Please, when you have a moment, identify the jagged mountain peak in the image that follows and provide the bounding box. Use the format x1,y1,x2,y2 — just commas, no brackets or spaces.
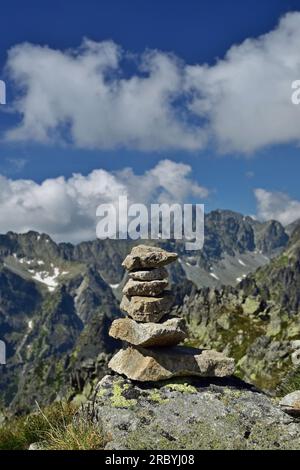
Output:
0,209,290,292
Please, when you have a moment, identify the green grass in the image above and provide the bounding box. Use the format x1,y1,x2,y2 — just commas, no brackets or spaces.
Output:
0,401,107,450
276,365,300,397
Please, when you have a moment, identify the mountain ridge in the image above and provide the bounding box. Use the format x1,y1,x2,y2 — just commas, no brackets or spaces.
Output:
0,209,297,415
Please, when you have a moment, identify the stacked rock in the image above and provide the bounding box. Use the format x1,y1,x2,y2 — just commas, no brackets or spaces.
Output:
108,245,235,382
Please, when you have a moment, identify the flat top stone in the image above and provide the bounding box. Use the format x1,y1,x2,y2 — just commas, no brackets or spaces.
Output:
108,345,235,382
120,293,174,313
122,245,178,271
122,278,169,297
129,267,168,281
120,294,174,323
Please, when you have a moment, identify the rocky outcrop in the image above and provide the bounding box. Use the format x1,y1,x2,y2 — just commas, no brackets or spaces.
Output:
176,227,300,393
176,287,298,392
82,375,300,450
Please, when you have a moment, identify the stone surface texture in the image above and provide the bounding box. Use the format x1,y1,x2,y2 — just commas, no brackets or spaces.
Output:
82,375,300,450
129,267,168,281
108,346,235,381
279,391,300,416
120,294,173,322
109,317,187,347
122,245,178,271
122,278,168,297
110,244,235,382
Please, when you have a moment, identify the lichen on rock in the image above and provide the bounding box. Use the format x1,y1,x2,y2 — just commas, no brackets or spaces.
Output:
81,375,300,450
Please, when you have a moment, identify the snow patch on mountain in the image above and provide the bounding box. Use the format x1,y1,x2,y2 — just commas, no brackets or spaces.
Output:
32,267,61,292
109,283,120,289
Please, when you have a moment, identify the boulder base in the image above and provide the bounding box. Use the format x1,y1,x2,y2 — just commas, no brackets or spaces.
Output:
109,317,187,347
81,375,300,450
108,345,235,381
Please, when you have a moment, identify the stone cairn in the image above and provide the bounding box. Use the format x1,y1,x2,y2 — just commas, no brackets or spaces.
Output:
108,245,235,381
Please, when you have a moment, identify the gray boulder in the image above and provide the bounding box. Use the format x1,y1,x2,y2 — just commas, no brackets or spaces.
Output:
129,267,168,281
82,375,300,450
109,317,187,347
279,390,300,416
122,278,168,297
108,345,235,381
122,245,178,271
120,294,174,322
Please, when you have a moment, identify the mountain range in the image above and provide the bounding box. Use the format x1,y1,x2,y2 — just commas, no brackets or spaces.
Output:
0,210,299,416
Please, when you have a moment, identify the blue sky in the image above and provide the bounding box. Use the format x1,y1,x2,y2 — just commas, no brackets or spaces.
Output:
1,0,300,241
0,0,296,65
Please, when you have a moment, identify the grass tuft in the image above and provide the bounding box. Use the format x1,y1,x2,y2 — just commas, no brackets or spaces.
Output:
0,401,107,450
276,365,300,397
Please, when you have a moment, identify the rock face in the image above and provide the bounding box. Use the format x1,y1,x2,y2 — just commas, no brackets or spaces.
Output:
109,317,187,347
109,244,235,382
176,224,300,393
83,375,300,450
122,245,178,271
108,346,235,381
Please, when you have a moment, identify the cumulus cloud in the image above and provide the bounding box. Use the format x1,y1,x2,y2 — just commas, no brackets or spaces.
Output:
255,188,300,226
185,12,300,153
0,160,208,243
4,12,300,153
5,39,205,151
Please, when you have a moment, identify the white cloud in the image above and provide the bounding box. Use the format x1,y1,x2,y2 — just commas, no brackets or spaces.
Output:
4,13,300,154
0,160,208,243
255,188,300,226
5,39,205,151
185,12,300,153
